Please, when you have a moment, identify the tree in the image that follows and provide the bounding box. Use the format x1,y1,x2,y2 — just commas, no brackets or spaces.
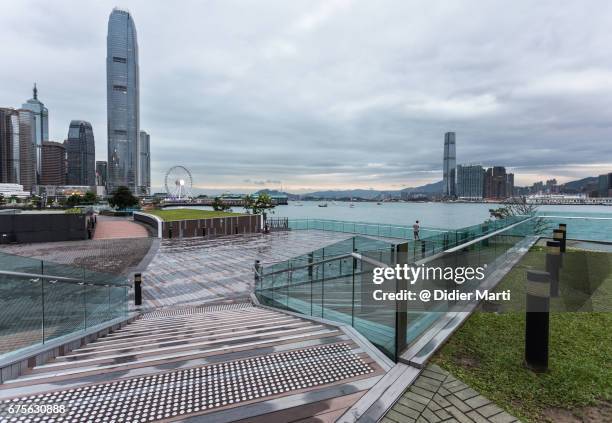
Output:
0,194,5,206
212,197,232,212
65,194,82,208
244,192,276,221
109,186,139,209
82,191,98,204
29,195,42,209
489,197,549,234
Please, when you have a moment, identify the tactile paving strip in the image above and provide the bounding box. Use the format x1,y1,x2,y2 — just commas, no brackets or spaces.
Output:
0,343,373,422
140,302,252,320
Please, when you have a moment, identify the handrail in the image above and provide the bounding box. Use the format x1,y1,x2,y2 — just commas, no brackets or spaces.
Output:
351,252,392,269
0,269,130,287
289,218,450,233
414,215,534,266
261,253,353,277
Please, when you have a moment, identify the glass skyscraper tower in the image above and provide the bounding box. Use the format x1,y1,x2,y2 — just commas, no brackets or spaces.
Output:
443,132,456,197
106,8,139,194
66,120,96,186
21,84,48,185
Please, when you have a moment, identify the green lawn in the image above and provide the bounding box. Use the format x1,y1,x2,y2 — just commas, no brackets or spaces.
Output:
146,208,244,221
432,248,612,422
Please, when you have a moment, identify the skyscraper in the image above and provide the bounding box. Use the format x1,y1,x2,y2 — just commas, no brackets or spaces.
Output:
65,120,95,186
41,141,66,186
0,108,20,184
21,84,48,184
106,8,140,195
138,130,150,195
96,161,108,188
17,109,37,192
443,132,456,197
484,166,514,199
456,164,484,200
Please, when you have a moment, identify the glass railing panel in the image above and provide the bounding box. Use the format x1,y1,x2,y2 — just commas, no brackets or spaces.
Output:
0,273,43,355
353,259,397,360
42,279,85,342
0,252,42,274
319,256,354,326
85,284,112,328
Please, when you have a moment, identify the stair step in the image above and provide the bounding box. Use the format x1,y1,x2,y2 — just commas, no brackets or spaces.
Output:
66,316,299,357
0,343,376,422
4,328,342,387
32,325,328,372
58,320,314,360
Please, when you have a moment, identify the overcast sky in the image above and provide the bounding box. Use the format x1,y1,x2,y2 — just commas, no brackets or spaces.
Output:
2,0,612,193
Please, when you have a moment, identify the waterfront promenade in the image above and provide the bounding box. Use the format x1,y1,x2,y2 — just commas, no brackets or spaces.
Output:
142,230,352,309
1,213,609,422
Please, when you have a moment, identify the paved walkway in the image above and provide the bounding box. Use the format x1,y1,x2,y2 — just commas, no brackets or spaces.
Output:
93,215,150,240
0,237,153,275
383,364,519,423
142,230,352,309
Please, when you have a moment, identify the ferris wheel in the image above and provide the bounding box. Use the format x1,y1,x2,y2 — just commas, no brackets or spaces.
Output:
164,165,193,199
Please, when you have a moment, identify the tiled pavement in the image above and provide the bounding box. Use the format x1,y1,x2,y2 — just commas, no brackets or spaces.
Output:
0,237,154,275
383,364,519,423
142,230,352,309
92,215,150,240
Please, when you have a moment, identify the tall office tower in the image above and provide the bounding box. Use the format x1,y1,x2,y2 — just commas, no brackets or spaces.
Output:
65,120,95,186
598,173,612,197
17,109,37,192
96,161,108,187
21,84,49,184
41,141,66,185
484,166,509,199
0,108,36,191
138,130,150,195
443,132,456,197
0,108,18,183
506,173,515,197
107,7,140,195
456,164,485,199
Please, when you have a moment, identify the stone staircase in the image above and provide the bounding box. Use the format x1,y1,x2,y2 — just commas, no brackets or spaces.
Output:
0,303,387,422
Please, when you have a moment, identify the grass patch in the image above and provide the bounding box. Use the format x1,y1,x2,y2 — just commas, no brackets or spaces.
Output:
146,208,244,221
432,248,612,422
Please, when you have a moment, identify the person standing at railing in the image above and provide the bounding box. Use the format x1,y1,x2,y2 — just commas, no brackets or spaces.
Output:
413,220,420,240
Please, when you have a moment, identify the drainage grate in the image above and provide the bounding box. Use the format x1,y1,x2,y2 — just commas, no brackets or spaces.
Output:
141,302,252,320
0,343,373,422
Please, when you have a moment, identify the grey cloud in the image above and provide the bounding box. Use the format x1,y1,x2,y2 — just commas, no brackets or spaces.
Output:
1,0,611,192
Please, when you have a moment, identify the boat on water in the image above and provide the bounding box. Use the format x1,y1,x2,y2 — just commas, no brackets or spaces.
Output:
318,203,328,207
377,202,382,205
294,201,303,206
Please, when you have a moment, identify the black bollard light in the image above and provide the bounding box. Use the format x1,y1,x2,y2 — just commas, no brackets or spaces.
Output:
421,241,426,258
525,270,551,372
546,241,561,297
558,224,567,252
134,273,142,306
553,228,565,254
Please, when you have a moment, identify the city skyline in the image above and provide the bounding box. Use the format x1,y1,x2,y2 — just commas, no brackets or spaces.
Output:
2,1,612,192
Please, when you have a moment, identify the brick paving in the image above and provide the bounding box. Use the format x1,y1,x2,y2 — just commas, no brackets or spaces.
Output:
142,230,352,309
93,215,150,240
0,237,153,275
383,364,519,423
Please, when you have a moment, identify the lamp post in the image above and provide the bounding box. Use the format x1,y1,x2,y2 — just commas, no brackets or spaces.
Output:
524,270,551,372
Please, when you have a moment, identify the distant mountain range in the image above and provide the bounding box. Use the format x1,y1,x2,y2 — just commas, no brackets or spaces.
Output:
256,175,601,200
560,176,598,192
257,180,445,200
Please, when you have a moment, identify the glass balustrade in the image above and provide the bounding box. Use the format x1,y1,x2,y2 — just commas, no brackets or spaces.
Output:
256,215,535,361
0,252,130,360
